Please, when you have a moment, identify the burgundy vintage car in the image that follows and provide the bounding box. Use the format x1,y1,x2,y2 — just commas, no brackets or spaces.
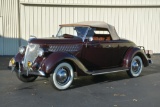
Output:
9,21,152,90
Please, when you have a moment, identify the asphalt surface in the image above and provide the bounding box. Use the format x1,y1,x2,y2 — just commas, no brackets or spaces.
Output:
0,55,160,107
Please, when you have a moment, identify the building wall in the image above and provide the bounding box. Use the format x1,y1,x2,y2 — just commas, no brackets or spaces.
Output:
19,0,160,53
0,0,19,55
0,0,160,55
20,0,160,5
0,16,3,55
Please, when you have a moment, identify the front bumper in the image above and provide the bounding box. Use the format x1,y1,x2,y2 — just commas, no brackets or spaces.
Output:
8,58,16,71
8,57,46,76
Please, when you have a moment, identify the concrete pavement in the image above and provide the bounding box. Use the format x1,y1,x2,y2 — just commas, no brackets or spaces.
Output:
0,55,160,107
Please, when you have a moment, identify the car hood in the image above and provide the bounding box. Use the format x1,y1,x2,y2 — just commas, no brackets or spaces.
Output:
28,37,83,44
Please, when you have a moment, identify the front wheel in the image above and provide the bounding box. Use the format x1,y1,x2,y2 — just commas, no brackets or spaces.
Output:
15,72,38,82
127,56,143,78
50,62,74,90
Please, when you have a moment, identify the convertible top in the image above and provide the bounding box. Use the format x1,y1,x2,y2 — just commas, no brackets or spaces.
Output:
60,21,120,40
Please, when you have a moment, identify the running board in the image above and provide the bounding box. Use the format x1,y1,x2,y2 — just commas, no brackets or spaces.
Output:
91,67,129,75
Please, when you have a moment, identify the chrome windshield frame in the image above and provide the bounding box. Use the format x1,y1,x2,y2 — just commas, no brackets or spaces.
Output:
56,26,90,42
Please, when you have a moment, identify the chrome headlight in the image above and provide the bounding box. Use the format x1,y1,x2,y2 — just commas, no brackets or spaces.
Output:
37,48,44,57
19,46,26,54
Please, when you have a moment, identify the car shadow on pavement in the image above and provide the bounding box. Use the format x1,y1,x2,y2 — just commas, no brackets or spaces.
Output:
70,63,160,90
70,72,130,89
70,55,160,89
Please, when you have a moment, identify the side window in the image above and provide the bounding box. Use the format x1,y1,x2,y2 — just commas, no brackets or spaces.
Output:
93,30,112,41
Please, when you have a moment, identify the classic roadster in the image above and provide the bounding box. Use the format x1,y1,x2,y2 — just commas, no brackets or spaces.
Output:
9,21,152,90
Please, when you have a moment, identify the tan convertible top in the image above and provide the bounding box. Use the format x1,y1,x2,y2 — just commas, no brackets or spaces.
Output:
60,21,120,40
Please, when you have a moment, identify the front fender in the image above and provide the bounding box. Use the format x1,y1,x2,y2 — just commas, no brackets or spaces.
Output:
14,53,24,63
41,52,88,74
122,47,149,68
9,53,24,70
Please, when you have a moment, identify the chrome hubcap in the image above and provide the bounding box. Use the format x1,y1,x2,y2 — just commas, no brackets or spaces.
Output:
132,59,140,73
56,68,69,84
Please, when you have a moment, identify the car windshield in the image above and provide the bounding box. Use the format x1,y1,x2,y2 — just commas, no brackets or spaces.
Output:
56,27,89,39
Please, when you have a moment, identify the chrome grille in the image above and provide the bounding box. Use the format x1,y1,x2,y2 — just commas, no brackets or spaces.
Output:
23,43,40,69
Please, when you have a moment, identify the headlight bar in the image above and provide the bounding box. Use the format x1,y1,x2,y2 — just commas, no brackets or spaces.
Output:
37,48,44,57
19,46,26,54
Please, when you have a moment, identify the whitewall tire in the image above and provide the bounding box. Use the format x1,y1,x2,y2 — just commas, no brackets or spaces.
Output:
50,62,74,90
127,56,143,78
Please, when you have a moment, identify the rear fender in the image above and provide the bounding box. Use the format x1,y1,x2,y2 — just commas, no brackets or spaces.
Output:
41,52,88,74
122,47,149,68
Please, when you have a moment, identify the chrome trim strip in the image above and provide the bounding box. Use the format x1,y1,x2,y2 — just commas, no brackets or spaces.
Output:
39,71,45,76
23,45,29,68
92,69,129,75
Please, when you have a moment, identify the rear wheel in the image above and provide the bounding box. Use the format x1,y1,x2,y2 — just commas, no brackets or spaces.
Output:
127,56,143,78
50,62,74,90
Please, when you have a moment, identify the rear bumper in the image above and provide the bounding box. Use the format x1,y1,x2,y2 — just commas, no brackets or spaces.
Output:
145,50,153,58
138,46,153,58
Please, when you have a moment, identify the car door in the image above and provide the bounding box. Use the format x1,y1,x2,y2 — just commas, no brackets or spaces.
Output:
81,40,113,70
110,41,121,67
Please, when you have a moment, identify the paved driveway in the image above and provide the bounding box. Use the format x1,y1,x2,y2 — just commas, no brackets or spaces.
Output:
0,55,160,107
